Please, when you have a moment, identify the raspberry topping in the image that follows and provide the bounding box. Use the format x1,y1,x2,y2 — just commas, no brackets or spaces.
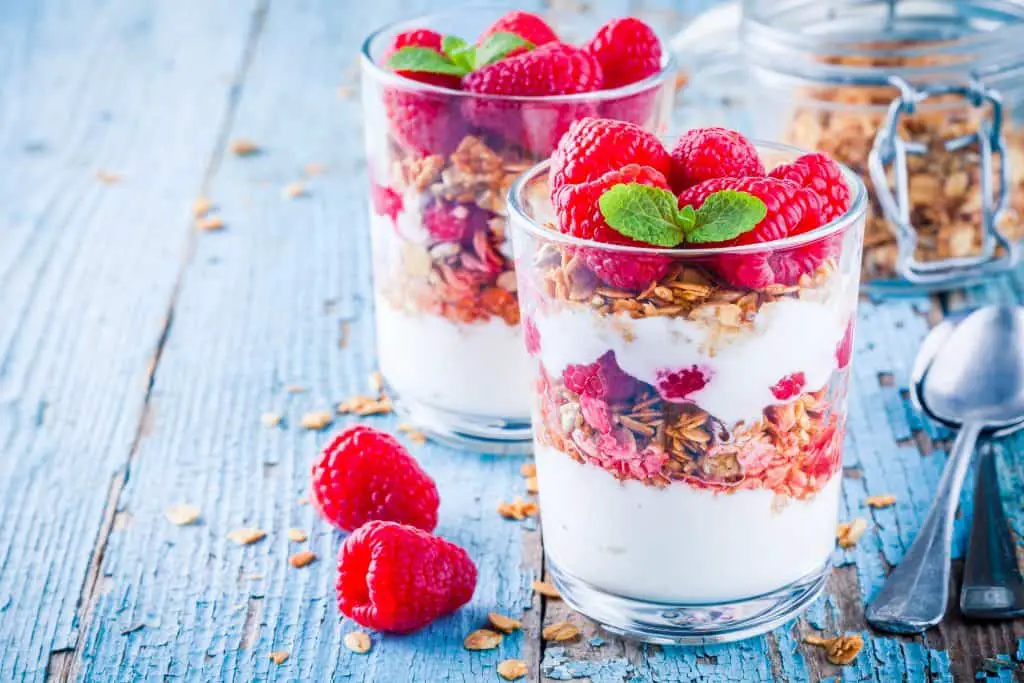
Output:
311,425,439,532
656,366,711,402
383,29,461,89
383,89,466,157
562,350,638,402
549,117,671,193
336,521,477,633
770,372,807,402
769,153,851,224
585,18,662,88
669,127,765,191
478,10,559,50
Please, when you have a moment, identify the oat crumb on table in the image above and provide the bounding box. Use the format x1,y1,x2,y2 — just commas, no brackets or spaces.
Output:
164,504,200,526
542,621,580,642
463,629,502,650
196,215,225,232
289,550,317,568
344,631,372,654
487,612,522,633
836,518,868,548
300,410,333,430
260,412,282,428
268,651,289,664
532,580,561,599
226,528,266,545
865,494,896,508
497,659,528,680
230,138,260,156
287,528,308,542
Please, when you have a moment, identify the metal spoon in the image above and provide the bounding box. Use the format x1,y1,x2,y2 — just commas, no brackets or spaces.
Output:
866,306,1024,634
909,307,1024,620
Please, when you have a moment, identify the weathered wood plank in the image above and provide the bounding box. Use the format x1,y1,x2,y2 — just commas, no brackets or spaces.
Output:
0,0,259,678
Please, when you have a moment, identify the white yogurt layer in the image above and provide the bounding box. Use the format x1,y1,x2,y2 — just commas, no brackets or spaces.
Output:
534,294,850,426
537,445,841,603
375,300,533,418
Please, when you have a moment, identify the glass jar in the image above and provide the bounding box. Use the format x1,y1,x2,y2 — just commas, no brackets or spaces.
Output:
360,9,676,453
673,0,1024,293
508,143,867,643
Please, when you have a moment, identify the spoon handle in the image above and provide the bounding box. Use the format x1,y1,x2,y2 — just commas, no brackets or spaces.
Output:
960,442,1024,619
866,421,983,634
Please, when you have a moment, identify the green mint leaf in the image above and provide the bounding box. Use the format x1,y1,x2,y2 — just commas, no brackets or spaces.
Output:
386,46,468,76
684,190,767,243
598,183,691,247
474,32,533,68
441,35,476,72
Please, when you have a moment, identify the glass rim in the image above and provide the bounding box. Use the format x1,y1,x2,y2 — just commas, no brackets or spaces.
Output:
507,139,869,257
359,7,678,104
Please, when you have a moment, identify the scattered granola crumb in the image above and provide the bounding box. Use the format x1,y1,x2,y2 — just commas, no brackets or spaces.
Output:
487,612,522,634
246,574,264,581
196,215,225,232
282,181,307,199
192,196,213,217
497,497,538,521
268,650,289,664
297,496,309,506
520,462,537,478
497,659,528,680
805,633,865,665
542,621,580,642
532,580,561,599
344,631,372,654
164,504,200,526
289,550,317,568
231,138,260,156
287,528,308,543
227,528,266,545
286,385,308,394
396,423,427,446
525,476,539,495
463,628,503,650
260,412,282,428
337,395,392,416
865,494,896,508
95,169,122,184
304,162,326,177
300,410,333,430
836,518,869,549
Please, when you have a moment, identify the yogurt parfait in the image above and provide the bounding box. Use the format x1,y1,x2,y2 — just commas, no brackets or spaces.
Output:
360,9,675,452
509,120,867,642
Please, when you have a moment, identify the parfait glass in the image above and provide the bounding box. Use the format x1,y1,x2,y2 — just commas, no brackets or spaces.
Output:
360,9,676,453
508,143,868,642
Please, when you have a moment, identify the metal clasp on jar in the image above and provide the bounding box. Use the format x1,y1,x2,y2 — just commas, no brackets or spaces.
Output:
868,77,1017,288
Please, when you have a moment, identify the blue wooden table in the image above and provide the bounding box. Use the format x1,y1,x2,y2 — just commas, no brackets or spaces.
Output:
2,0,1024,680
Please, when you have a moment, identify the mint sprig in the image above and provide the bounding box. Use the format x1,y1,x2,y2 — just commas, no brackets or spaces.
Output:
386,32,533,77
598,184,767,247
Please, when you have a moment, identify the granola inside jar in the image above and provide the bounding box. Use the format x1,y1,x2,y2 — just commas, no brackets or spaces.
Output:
360,9,676,451
675,0,1024,291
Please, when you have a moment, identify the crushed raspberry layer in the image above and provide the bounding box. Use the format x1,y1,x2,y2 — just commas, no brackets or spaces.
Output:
534,365,846,500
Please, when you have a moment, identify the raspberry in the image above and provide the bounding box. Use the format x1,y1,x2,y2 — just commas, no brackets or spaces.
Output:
479,10,559,50
554,163,672,290
562,350,638,402
656,365,711,402
311,425,439,532
370,181,403,229
549,117,671,193
523,317,541,356
383,89,466,157
836,319,854,370
422,201,491,243
769,153,851,225
383,29,461,90
770,372,806,402
669,127,765,191
586,18,662,88
463,43,603,155
336,521,477,633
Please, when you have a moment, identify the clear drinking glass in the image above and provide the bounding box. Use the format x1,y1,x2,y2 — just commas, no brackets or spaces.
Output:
508,143,868,643
360,10,676,453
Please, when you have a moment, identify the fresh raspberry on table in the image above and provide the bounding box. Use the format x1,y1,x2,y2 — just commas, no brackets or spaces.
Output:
585,17,662,88
549,117,671,193
770,152,851,225
669,127,765,192
383,29,461,89
478,10,559,51
770,372,807,401
836,319,855,370
656,365,711,402
336,521,477,633
311,425,439,532
462,42,603,155
562,350,638,402
554,163,673,290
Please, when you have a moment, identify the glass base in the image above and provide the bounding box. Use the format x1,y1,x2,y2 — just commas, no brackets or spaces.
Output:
547,559,829,645
393,394,533,455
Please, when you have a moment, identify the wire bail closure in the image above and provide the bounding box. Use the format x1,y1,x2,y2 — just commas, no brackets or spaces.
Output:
868,76,1016,287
